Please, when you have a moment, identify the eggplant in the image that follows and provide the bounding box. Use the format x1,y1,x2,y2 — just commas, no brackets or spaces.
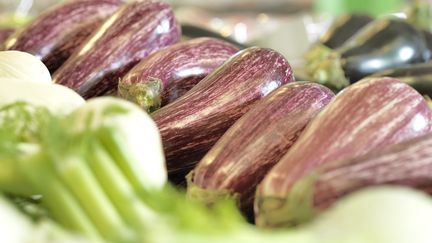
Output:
304,14,373,83
42,18,106,74
255,77,432,228
52,0,181,99
118,37,239,112
371,62,432,97
0,28,14,46
4,0,122,59
306,18,432,90
188,82,334,218
320,14,374,49
151,47,294,184
181,24,249,49
288,133,432,217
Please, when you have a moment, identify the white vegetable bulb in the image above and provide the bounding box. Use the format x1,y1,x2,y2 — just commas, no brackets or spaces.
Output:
309,186,432,243
0,196,33,243
0,51,52,83
0,78,85,115
72,97,167,190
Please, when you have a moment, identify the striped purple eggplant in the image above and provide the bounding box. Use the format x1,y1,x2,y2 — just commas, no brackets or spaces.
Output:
42,17,106,73
188,82,334,217
118,37,239,112
288,133,432,217
255,77,432,228
152,47,294,184
0,28,14,46
53,0,181,99
4,0,122,59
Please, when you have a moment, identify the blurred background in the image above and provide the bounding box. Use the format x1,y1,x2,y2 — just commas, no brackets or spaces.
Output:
0,0,423,67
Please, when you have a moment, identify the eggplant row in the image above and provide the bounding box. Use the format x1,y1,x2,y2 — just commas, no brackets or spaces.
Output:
53,0,181,99
255,77,432,228
189,82,334,219
152,47,294,185
119,37,239,112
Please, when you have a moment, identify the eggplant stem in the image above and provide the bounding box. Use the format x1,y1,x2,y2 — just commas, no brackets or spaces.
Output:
407,0,432,32
186,171,238,206
255,172,318,228
304,43,349,91
118,78,163,113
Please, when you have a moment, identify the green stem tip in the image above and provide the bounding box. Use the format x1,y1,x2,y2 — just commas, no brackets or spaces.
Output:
118,78,163,113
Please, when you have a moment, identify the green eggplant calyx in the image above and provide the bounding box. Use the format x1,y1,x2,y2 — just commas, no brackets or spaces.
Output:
255,172,318,228
304,43,349,91
118,78,163,113
407,0,432,32
186,171,239,207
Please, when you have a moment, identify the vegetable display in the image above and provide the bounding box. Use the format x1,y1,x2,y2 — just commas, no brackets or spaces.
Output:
188,82,334,217
119,37,239,112
53,0,181,98
152,47,294,183
255,77,432,227
1,1,432,243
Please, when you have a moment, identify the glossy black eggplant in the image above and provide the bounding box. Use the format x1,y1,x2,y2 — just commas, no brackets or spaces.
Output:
306,18,431,90
320,14,373,49
181,24,249,50
371,62,432,97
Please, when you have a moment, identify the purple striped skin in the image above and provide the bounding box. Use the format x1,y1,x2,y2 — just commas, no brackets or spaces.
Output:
255,77,432,228
188,82,334,217
152,47,294,184
118,37,239,112
43,18,105,73
52,0,181,99
0,28,14,47
4,0,122,59
302,133,432,212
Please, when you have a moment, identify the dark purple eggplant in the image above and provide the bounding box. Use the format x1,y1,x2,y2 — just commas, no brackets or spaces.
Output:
0,28,14,46
306,18,431,90
293,133,432,214
255,77,432,228
52,0,181,99
320,13,373,49
4,0,122,60
371,62,432,97
118,37,239,112
181,24,249,49
151,47,294,184
188,82,334,218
